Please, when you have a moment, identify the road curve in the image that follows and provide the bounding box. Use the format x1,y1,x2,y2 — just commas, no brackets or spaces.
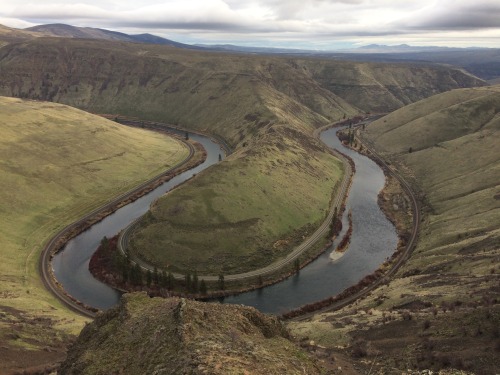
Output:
289,124,421,321
118,124,354,282
39,133,196,318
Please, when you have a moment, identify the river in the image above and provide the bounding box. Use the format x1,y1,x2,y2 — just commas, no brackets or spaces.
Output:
52,131,225,310
224,128,398,313
52,126,398,314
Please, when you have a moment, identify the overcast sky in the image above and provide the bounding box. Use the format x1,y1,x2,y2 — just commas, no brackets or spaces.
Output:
1,0,499,49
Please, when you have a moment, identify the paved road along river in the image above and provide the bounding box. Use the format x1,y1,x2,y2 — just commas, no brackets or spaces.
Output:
52,126,398,314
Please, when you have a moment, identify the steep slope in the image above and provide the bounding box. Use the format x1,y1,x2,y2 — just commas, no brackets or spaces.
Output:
0,37,359,147
0,97,189,373
301,59,485,113
290,86,500,374
60,293,323,375
0,36,485,284
0,37,485,146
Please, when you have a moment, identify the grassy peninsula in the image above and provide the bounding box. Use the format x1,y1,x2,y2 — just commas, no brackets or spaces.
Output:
129,126,343,274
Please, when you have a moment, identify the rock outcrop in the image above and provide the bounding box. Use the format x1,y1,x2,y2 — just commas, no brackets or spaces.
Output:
60,293,322,374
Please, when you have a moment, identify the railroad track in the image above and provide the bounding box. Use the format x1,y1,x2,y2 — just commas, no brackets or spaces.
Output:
290,124,420,321
118,124,354,282
39,128,196,318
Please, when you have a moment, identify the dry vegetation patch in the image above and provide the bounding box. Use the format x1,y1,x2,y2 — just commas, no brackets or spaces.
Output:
60,293,324,375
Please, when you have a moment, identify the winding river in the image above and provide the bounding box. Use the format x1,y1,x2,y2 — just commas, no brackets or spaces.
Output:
52,126,398,314
225,128,397,313
52,131,225,310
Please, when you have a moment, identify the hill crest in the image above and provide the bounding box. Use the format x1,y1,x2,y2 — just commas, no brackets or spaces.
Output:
60,293,323,374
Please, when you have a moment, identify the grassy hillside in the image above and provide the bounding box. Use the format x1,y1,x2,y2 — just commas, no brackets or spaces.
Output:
60,293,324,374
0,97,189,373
301,59,485,113
290,86,500,374
0,38,485,278
0,38,485,146
0,38,357,147
0,35,489,369
130,125,343,274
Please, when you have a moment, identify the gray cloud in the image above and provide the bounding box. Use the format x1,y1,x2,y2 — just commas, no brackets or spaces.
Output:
400,1,500,30
1,0,499,48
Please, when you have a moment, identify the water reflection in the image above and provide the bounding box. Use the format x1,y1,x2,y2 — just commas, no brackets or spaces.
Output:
224,128,397,314
52,132,225,310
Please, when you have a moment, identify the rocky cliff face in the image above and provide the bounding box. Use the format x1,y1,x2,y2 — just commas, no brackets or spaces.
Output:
60,293,323,374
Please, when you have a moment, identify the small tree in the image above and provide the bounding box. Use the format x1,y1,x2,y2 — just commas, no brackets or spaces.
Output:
294,258,300,273
160,270,168,288
167,272,174,289
122,262,130,283
409,147,413,153
100,236,109,251
146,269,152,287
185,273,192,292
218,274,225,290
200,279,207,295
192,271,199,293
153,267,159,285
132,263,142,286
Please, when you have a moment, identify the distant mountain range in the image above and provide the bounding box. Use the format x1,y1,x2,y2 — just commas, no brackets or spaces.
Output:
343,43,489,53
0,23,498,81
19,23,492,55
25,23,205,50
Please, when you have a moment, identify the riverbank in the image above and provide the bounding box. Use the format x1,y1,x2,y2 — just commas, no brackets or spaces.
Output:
87,120,357,301
283,125,418,320
329,211,353,262
0,98,197,374
41,132,207,317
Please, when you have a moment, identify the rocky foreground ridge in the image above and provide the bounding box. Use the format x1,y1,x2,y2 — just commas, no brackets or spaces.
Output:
60,293,323,374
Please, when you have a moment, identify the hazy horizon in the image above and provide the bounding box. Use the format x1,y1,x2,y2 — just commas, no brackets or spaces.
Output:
1,0,499,50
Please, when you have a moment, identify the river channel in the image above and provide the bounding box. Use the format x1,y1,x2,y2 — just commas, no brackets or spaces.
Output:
52,126,398,314
52,130,225,310
224,128,398,313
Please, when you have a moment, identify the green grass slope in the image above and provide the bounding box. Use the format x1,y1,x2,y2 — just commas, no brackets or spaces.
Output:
0,97,189,373
302,59,486,113
0,38,359,147
130,125,343,274
364,85,499,258
290,86,500,374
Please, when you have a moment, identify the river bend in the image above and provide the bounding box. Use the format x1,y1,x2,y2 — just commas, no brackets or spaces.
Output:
52,126,397,313
52,132,225,310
